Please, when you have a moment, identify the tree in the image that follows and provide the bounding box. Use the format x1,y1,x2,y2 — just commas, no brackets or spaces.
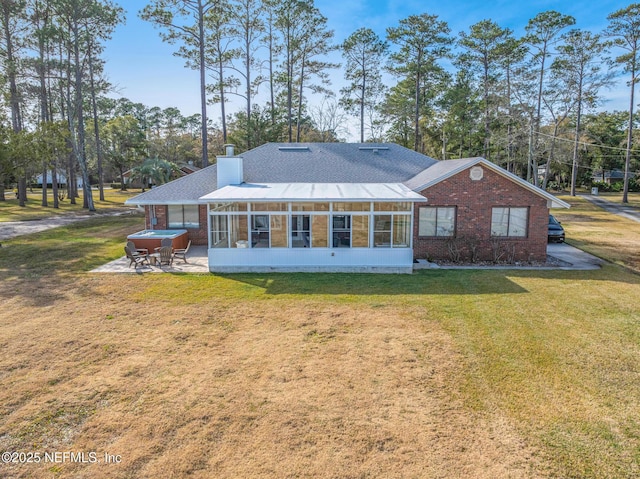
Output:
553,29,613,196
0,0,27,205
102,115,146,189
273,0,336,143
229,0,264,149
130,157,179,190
33,120,70,208
524,10,575,183
606,3,640,203
141,0,217,167
387,13,452,152
458,19,513,161
340,27,388,143
52,0,123,211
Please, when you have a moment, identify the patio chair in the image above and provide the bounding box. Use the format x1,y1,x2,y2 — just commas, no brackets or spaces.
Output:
154,237,173,252
124,246,149,268
173,240,191,263
126,240,148,255
158,246,174,266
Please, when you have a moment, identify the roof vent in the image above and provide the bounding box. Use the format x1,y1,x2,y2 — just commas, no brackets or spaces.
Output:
359,146,389,154
278,146,310,152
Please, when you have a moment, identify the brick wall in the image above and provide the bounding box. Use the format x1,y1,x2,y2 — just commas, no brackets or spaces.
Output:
145,205,209,246
413,165,549,263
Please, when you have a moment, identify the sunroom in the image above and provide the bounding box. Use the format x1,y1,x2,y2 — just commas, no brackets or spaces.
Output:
200,183,426,273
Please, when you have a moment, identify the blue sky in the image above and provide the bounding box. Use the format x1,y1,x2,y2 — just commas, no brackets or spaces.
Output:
104,0,633,131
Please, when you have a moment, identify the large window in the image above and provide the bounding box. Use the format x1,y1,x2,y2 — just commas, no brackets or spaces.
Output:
491,207,528,237
332,215,351,247
374,214,411,248
168,204,200,228
211,215,228,248
418,207,456,237
251,215,270,247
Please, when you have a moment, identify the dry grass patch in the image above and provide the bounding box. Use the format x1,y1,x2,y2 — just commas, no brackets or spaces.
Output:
0,275,541,479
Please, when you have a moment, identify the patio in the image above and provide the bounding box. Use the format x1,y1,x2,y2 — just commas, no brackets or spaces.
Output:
91,245,209,273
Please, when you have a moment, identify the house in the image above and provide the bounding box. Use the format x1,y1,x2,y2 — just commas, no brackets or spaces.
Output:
124,143,570,273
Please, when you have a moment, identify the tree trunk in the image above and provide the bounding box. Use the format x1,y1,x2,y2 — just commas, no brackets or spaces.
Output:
198,0,209,166
623,65,635,204
570,84,583,197
88,48,105,201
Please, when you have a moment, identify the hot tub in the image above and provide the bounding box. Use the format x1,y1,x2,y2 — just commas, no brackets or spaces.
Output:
127,229,189,251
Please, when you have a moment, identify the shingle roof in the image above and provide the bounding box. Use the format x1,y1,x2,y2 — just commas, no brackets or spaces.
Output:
241,143,438,183
124,143,569,209
125,164,218,205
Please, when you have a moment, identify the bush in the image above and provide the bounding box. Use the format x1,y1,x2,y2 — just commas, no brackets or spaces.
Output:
110,183,126,190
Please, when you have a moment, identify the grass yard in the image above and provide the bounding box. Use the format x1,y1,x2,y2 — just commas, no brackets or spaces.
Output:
0,188,142,222
0,196,639,478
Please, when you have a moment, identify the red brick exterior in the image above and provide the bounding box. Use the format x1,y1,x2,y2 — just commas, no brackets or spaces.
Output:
142,165,550,261
413,166,549,263
144,205,209,246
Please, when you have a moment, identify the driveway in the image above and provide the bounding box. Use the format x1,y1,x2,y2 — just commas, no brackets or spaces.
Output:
546,242,604,270
581,194,640,223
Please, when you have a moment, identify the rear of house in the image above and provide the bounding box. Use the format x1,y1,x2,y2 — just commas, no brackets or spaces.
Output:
125,143,568,272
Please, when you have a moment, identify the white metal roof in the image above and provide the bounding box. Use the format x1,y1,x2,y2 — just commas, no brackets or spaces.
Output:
200,183,427,202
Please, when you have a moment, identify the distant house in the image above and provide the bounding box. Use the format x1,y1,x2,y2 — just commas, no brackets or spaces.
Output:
125,143,569,273
35,169,84,189
592,169,631,185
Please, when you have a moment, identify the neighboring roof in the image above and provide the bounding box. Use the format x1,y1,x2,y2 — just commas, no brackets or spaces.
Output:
200,183,426,202
125,164,218,205
405,157,570,209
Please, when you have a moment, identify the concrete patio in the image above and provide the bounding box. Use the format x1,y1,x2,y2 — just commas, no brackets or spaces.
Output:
91,245,210,273
91,242,603,273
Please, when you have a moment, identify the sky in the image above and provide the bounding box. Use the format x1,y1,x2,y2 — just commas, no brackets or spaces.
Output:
103,0,634,138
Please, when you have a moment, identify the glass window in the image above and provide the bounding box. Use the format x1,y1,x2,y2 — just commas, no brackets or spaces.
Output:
270,215,288,247
211,215,228,248
332,215,351,247
230,215,248,248
491,207,528,237
291,215,311,247
333,202,370,212
312,215,329,247
251,215,270,248
250,202,287,211
393,215,411,248
352,215,369,247
291,202,329,211
168,205,200,228
374,215,392,247
374,202,412,212
418,207,456,237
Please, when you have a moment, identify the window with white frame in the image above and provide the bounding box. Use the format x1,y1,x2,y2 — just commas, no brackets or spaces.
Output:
418,206,456,237
491,207,528,237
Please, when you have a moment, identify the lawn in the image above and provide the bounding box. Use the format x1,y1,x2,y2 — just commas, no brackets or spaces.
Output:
0,197,639,478
0,188,142,222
